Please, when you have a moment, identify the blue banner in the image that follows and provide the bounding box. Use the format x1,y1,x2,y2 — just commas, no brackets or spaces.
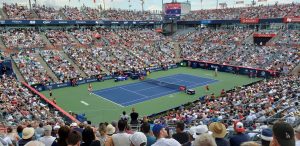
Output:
185,60,278,78
0,20,162,25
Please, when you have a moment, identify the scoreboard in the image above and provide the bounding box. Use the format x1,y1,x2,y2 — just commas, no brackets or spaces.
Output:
164,3,181,20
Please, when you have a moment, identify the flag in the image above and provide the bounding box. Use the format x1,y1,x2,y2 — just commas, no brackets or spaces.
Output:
236,0,244,4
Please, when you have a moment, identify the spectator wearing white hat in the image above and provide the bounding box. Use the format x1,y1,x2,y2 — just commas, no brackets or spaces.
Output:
229,122,250,146
39,125,56,146
209,122,229,146
193,125,210,139
193,133,217,146
129,132,147,146
18,127,35,146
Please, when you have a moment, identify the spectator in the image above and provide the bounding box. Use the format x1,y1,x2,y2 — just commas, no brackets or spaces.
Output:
130,108,139,125
229,122,250,146
193,133,217,146
25,141,46,146
240,142,260,146
182,126,196,146
295,125,300,146
193,125,210,139
0,137,7,146
271,121,295,146
17,126,24,139
81,126,95,146
67,131,81,146
172,121,189,144
120,111,130,121
35,123,45,139
260,128,272,146
71,123,83,134
140,123,156,146
18,127,35,146
39,125,56,146
1,132,13,146
151,124,181,146
6,127,20,145
97,123,114,146
112,120,131,146
55,126,70,146
129,132,147,146
209,122,229,146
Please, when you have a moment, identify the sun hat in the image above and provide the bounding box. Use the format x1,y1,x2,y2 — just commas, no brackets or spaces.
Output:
22,127,35,139
106,124,116,135
209,122,227,138
129,132,147,146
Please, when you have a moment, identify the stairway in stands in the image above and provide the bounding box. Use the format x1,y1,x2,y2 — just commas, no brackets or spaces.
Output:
61,51,88,78
0,8,8,19
172,42,182,63
39,32,54,47
291,63,300,76
11,56,26,82
36,53,59,82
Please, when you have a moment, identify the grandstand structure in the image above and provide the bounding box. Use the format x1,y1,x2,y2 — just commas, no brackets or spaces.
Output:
0,2,299,144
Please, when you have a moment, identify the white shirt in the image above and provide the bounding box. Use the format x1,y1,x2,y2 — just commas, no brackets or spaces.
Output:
112,132,131,146
151,138,181,146
2,137,12,146
296,140,300,146
39,136,56,146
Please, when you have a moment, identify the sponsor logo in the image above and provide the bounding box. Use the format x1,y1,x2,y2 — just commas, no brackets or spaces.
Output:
29,21,36,24
123,21,128,24
87,79,97,82
149,22,154,24
57,83,68,88
111,21,119,24
58,21,68,24
75,21,86,24
43,20,51,24
0,20,5,24
12,20,22,24
95,20,104,24
133,21,136,24
261,71,266,76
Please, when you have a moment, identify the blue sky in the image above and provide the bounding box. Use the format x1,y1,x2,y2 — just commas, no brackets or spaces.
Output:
1,0,299,10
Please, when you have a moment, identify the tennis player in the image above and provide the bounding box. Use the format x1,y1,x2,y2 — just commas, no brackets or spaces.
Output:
214,67,218,77
88,83,93,95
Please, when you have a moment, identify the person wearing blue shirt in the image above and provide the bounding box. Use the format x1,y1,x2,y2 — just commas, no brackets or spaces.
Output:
229,122,250,146
141,122,156,146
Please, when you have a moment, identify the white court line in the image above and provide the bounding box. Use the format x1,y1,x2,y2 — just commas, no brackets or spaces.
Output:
119,87,149,98
91,92,124,107
80,101,89,106
121,89,178,105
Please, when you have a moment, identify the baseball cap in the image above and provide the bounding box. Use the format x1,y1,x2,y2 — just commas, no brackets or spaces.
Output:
261,128,273,141
129,132,147,146
193,125,209,139
70,123,78,127
152,124,164,135
273,121,295,146
234,122,245,133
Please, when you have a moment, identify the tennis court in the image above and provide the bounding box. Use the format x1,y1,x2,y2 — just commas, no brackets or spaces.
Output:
92,74,218,106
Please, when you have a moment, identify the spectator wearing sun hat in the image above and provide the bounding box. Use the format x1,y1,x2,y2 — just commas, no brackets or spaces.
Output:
270,121,295,146
18,127,35,146
209,122,229,146
193,125,210,139
151,124,181,146
260,128,272,146
129,132,147,146
229,122,250,146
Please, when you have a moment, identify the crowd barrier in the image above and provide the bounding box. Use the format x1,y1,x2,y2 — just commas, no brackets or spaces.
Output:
22,82,79,123
182,60,279,78
32,64,178,92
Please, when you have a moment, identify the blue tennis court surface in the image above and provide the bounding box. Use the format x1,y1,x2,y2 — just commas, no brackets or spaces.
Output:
92,74,218,106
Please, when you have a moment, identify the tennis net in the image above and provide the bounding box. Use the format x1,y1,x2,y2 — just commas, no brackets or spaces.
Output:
142,78,186,91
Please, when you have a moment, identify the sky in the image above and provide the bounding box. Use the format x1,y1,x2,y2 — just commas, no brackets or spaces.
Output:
0,0,299,11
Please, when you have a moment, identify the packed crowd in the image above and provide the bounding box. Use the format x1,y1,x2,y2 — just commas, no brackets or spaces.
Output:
277,29,300,45
40,50,82,82
1,29,45,48
3,3,35,19
100,9,161,21
13,51,53,85
64,46,102,77
44,29,77,46
61,7,87,20
0,75,65,126
182,3,300,20
180,28,299,72
33,5,63,20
